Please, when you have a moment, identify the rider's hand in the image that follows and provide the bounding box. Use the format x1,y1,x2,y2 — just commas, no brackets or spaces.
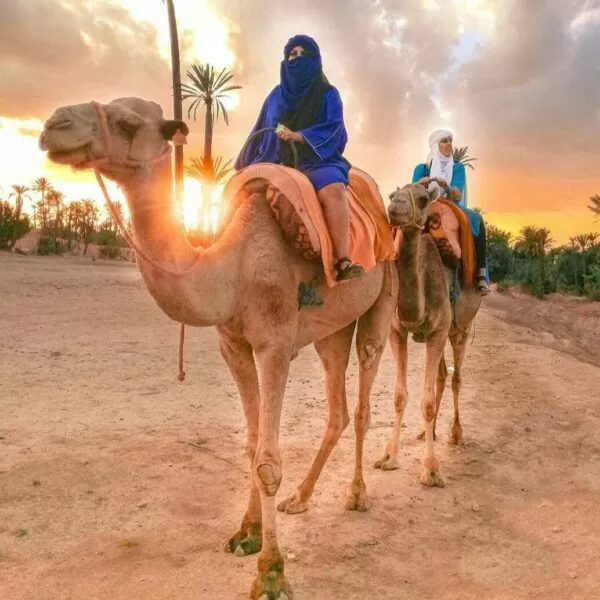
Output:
276,125,303,143
418,177,430,186
436,177,449,188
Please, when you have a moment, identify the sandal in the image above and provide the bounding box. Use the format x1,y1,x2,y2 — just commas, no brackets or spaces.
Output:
335,257,365,281
477,275,490,296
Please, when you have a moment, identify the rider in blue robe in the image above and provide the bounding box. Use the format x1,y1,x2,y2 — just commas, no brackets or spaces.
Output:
234,35,363,280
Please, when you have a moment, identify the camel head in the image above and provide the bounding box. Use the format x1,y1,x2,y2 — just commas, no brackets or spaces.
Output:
39,97,189,182
387,183,436,230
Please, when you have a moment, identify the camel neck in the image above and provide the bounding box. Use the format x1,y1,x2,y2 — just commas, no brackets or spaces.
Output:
117,159,238,326
120,159,197,267
397,228,425,323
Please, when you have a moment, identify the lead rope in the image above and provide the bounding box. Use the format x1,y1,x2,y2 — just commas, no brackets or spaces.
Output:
89,102,193,382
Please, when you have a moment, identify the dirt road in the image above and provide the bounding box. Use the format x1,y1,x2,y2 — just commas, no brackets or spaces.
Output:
1,254,599,599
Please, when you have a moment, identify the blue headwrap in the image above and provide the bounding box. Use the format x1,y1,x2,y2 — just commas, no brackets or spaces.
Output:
279,35,323,112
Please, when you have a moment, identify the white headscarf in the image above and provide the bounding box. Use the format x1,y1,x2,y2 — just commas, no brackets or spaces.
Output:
426,129,454,197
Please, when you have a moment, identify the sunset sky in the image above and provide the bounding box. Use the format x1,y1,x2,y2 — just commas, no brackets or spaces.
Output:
1,0,600,242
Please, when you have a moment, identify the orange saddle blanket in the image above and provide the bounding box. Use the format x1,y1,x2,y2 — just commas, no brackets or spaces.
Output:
392,198,475,288
223,163,395,287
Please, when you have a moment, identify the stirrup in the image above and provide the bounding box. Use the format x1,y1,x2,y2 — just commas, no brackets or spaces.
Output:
335,257,365,281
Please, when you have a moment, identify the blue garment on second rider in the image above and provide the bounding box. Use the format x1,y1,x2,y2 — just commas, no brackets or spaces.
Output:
234,35,350,191
412,161,482,237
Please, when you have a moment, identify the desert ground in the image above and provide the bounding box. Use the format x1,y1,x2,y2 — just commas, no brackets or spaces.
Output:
1,252,599,600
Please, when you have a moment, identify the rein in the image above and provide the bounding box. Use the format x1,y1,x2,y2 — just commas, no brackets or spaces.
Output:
401,187,426,231
89,101,195,382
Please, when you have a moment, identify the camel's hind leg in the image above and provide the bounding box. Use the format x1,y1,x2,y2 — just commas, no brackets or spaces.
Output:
419,332,447,488
346,276,396,512
448,326,471,445
277,322,355,515
218,333,263,557
374,318,408,471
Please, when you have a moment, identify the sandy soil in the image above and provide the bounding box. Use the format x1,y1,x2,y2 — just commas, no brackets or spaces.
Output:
1,253,599,600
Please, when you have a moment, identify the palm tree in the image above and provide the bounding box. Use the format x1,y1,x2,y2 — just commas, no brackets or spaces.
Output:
8,185,31,249
47,189,65,241
186,155,233,185
588,193,600,219
453,146,477,170
161,0,184,209
78,199,100,255
514,226,541,257
181,64,241,174
32,177,52,229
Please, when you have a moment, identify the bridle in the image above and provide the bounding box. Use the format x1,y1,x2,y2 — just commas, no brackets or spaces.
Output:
392,186,426,231
88,101,197,383
88,101,200,279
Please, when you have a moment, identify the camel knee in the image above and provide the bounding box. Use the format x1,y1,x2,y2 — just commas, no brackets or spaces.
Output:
421,395,436,422
394,391,408,414
358,340,384,371
332,410,350,437
253,452,282,497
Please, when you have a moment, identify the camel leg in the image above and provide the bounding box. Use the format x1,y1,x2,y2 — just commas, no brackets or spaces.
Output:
278,322,355,515
249,341,294,600
346,285,394,511
219,334,263,557
419,332,447,488
417,353,448,441
448,328,470,445
374,320,408,471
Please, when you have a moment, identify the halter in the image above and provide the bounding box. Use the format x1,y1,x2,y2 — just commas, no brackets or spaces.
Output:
393,186,425,231
88,102,197,383
88,101,199,279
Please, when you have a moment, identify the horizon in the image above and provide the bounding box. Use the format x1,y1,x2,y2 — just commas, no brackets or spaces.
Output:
2,0,600,244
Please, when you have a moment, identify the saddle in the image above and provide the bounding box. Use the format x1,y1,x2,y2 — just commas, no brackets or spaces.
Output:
223,163,395,287
425,198,475,288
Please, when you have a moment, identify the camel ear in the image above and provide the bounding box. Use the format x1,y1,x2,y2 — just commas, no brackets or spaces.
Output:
160,120,190,140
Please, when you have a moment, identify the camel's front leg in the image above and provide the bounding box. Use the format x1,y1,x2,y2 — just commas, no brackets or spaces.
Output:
250,341,294,600
218,333,263,557
278,322,355,515
417,353,448,441
419,332,447,488
374,317,408,471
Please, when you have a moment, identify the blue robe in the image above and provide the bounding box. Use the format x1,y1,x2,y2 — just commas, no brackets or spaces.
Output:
412,162,481,237
234,85,350,191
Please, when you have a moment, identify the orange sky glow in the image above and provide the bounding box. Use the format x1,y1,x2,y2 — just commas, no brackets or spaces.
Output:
1,0,599,244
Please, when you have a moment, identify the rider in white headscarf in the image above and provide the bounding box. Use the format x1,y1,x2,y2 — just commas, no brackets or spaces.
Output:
426,128,454,198
411,128,490,295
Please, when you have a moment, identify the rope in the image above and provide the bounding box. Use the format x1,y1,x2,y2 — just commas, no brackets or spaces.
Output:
237,127,299,170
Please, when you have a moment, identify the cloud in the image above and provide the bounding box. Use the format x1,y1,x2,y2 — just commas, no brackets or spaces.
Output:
2,0,600,223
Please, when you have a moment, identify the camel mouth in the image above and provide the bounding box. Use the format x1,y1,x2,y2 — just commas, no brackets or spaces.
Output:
46,146,92,169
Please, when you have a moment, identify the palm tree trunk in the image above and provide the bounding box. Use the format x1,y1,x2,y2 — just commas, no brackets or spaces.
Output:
165,0,184,211
204,100,213,174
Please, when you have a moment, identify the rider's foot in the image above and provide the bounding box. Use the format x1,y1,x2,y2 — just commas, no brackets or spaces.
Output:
477,275,490,296
335,257,365,281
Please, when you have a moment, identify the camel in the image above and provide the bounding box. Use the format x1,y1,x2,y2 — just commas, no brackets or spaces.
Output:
39,96,398,600
374,183,481,487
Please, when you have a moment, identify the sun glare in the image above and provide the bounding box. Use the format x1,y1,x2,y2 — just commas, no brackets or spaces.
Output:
182,177,227,233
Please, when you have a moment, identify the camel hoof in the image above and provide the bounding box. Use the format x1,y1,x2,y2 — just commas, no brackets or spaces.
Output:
417,430,437,441
419,467,445,488
374,454,400,471
225,526,262,557
251,572,293,600
277,493,309,515
345,483,372,512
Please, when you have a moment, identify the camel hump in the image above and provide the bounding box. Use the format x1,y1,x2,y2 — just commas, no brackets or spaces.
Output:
427,200,476,288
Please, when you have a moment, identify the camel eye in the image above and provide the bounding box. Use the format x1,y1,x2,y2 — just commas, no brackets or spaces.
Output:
117,118,141,138
418,194,429,209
